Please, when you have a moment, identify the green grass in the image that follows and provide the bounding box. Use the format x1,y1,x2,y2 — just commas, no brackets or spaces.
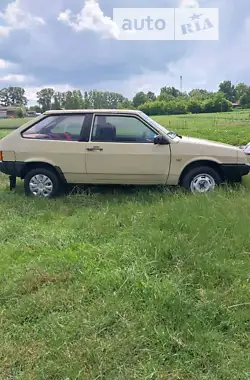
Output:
0,117,31,129
154,110,250,146
1,111,250,379
0,130,11,139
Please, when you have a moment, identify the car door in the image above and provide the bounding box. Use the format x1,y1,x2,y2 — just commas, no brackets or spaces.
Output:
85,114,171,184
19,114,91,183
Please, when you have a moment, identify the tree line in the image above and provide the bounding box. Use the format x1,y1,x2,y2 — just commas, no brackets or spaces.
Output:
1,81,250,116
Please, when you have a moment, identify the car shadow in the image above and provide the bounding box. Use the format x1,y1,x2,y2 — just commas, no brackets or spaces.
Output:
65,184,179,196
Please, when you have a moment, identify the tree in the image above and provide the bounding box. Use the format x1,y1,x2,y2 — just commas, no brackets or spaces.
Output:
139,100,165,116
132,92,148,107
139,99,188,116
218,80,236,102
117,99,133,109
235,83,249,101
0,87,27,106
240,88,250,108
187,100,202,113
85,90,126,109
71,90,83,109
52,92,62,110
146,91,156,101
202,93,232,113
0,88,11,106
8,87,27,106
77,90,84,108
37,88,55,112
16,107,25,118
213,92,232,112
83,91,90,108
88,90,103,108
61,90,83,109
64,91,73,109
159,86,181,99
189,89,214,100
165,100,187,115
105,92,126,108
29,105,42,113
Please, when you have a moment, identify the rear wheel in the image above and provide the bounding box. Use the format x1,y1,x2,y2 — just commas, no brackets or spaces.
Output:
24,168,61,198
181,166,222,194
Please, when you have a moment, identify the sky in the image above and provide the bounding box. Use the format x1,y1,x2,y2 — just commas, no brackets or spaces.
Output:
0,0,249,104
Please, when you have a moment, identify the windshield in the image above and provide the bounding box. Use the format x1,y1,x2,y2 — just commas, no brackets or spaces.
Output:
138,112,169,134
139,112,180,140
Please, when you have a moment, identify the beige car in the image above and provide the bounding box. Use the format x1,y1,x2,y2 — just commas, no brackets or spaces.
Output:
0,109,249,197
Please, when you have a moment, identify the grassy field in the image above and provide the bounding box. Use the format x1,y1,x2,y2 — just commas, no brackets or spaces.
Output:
154,110,250,146
1,111,250,379
0,117,31,129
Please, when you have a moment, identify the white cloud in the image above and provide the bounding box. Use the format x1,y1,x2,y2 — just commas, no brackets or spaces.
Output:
0,59,14,70
179,0,223,7
0,0,45,37
179,0,200,8
0,25,11,37
58,0,119,39
0,74,34,83
24,84,75,105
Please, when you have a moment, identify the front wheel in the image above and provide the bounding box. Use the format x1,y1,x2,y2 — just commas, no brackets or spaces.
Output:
24,168,61,198
181,166,222,194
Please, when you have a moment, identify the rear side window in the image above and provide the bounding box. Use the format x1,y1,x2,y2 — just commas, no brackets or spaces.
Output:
22,115,85,141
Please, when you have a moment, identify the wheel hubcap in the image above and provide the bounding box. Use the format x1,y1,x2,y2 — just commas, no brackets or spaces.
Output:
190,174,216,194
29,174,53,197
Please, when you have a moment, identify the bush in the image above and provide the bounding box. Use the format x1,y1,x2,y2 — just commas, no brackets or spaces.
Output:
187,100,203,114
138,94,232,116
139,100,188,116
16,107,25,118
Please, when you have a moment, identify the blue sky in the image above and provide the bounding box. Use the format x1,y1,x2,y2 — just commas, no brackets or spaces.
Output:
0,0,249,103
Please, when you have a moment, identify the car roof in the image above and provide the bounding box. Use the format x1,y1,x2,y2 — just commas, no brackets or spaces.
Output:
44,109,141,115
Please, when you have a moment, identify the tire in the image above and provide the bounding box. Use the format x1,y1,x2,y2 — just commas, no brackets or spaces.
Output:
181,166,222,194
24,168,61,198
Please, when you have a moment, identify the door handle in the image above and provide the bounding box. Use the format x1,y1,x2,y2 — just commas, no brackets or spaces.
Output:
87,146,103,152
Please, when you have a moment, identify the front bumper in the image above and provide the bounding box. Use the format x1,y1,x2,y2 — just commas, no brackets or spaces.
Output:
220,163,250,181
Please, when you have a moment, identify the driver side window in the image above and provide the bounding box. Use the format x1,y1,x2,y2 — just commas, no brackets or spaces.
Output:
91,115,156,143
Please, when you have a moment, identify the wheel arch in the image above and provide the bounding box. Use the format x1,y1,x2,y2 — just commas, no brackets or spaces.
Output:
20,161,67,183
178,159,224,185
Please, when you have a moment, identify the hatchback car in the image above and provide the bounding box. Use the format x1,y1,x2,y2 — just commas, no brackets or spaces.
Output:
0,109,249,197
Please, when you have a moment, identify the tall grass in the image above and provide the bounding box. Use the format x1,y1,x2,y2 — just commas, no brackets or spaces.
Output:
0,111,250,379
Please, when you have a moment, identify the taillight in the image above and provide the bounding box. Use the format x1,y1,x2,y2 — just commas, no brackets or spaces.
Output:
0,151,2,161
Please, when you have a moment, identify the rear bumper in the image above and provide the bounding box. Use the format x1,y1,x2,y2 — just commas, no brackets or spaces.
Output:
0,161,25,177
0,161,67,184
220,163,250,181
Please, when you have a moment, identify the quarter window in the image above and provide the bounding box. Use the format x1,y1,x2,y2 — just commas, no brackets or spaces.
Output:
91,115,157,143
22,115,85,141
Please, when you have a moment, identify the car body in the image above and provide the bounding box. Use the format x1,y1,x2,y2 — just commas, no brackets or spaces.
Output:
0,109,249,197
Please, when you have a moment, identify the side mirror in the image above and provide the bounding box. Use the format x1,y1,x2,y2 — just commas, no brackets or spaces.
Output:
154,134,169,145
